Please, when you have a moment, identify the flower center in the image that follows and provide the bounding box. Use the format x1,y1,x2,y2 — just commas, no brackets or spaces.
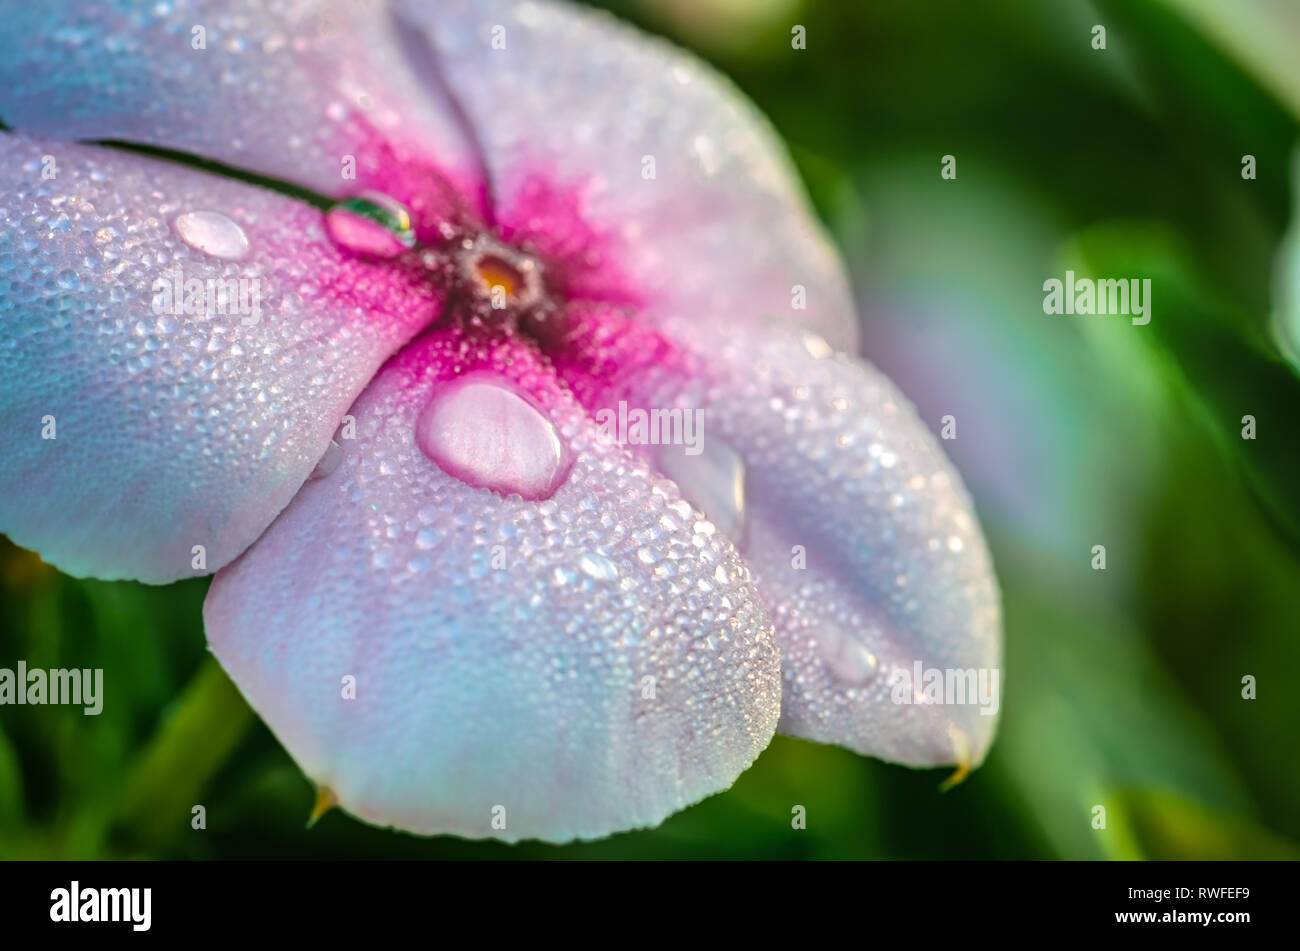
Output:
324,192,554,330
319,188,703,507
455,234,543,313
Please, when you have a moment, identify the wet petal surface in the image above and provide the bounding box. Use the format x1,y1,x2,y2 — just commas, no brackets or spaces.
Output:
0,0,487,230
615,318,1003,766
205,328,781,842
0,134,441,581
417,0,859,349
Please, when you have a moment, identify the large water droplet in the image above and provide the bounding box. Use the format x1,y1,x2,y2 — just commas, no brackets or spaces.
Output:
325,192,415,258
174,210,249,261
416,373,570,500
654,436,745,541
816,622,879,685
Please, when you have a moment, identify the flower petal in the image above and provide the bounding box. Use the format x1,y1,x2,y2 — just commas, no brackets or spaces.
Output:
0,134,441,581
0,0,485,222
623,318,1002,767
415,0,859,350
203,328,781,842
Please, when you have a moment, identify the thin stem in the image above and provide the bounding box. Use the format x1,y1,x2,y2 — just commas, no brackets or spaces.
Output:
110,655,254,853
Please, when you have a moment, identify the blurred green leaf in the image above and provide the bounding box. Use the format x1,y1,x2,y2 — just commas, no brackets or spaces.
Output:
1154,0,1300,121
1067,222,1300,547
110,656,253,854
0,722,23,839
1114,788,1299,859
1272,146,1300,367
992,553,1254,860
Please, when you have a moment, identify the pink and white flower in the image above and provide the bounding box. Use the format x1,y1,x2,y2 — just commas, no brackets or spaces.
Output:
0,0,1000,841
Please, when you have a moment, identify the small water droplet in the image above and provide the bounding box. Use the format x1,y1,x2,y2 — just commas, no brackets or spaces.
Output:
654,437,746,542
816,623,879,685
307,439,343,480
174,210,250,260
578,552,619,582
325,192,415,258
802,332,832,359
415,372,570,500
691,134,721,176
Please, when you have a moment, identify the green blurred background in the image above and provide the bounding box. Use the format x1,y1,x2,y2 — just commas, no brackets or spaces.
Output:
3,0,1299,859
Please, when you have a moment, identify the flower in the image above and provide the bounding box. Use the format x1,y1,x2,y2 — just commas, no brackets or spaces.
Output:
0,0,1001,842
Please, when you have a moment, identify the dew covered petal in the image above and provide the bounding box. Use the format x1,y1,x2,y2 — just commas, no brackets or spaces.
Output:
0,134,441,581
0,0,487,229
415,0,859,350
624,318,1003,767
204,328,781,842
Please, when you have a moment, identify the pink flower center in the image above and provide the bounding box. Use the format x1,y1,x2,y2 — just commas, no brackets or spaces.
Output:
319,141,695,502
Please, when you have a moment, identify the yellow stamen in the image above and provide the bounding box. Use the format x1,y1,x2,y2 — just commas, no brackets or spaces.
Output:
475,255,520,298
938,724,973,791
306,785,337,828
938,760,971,792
